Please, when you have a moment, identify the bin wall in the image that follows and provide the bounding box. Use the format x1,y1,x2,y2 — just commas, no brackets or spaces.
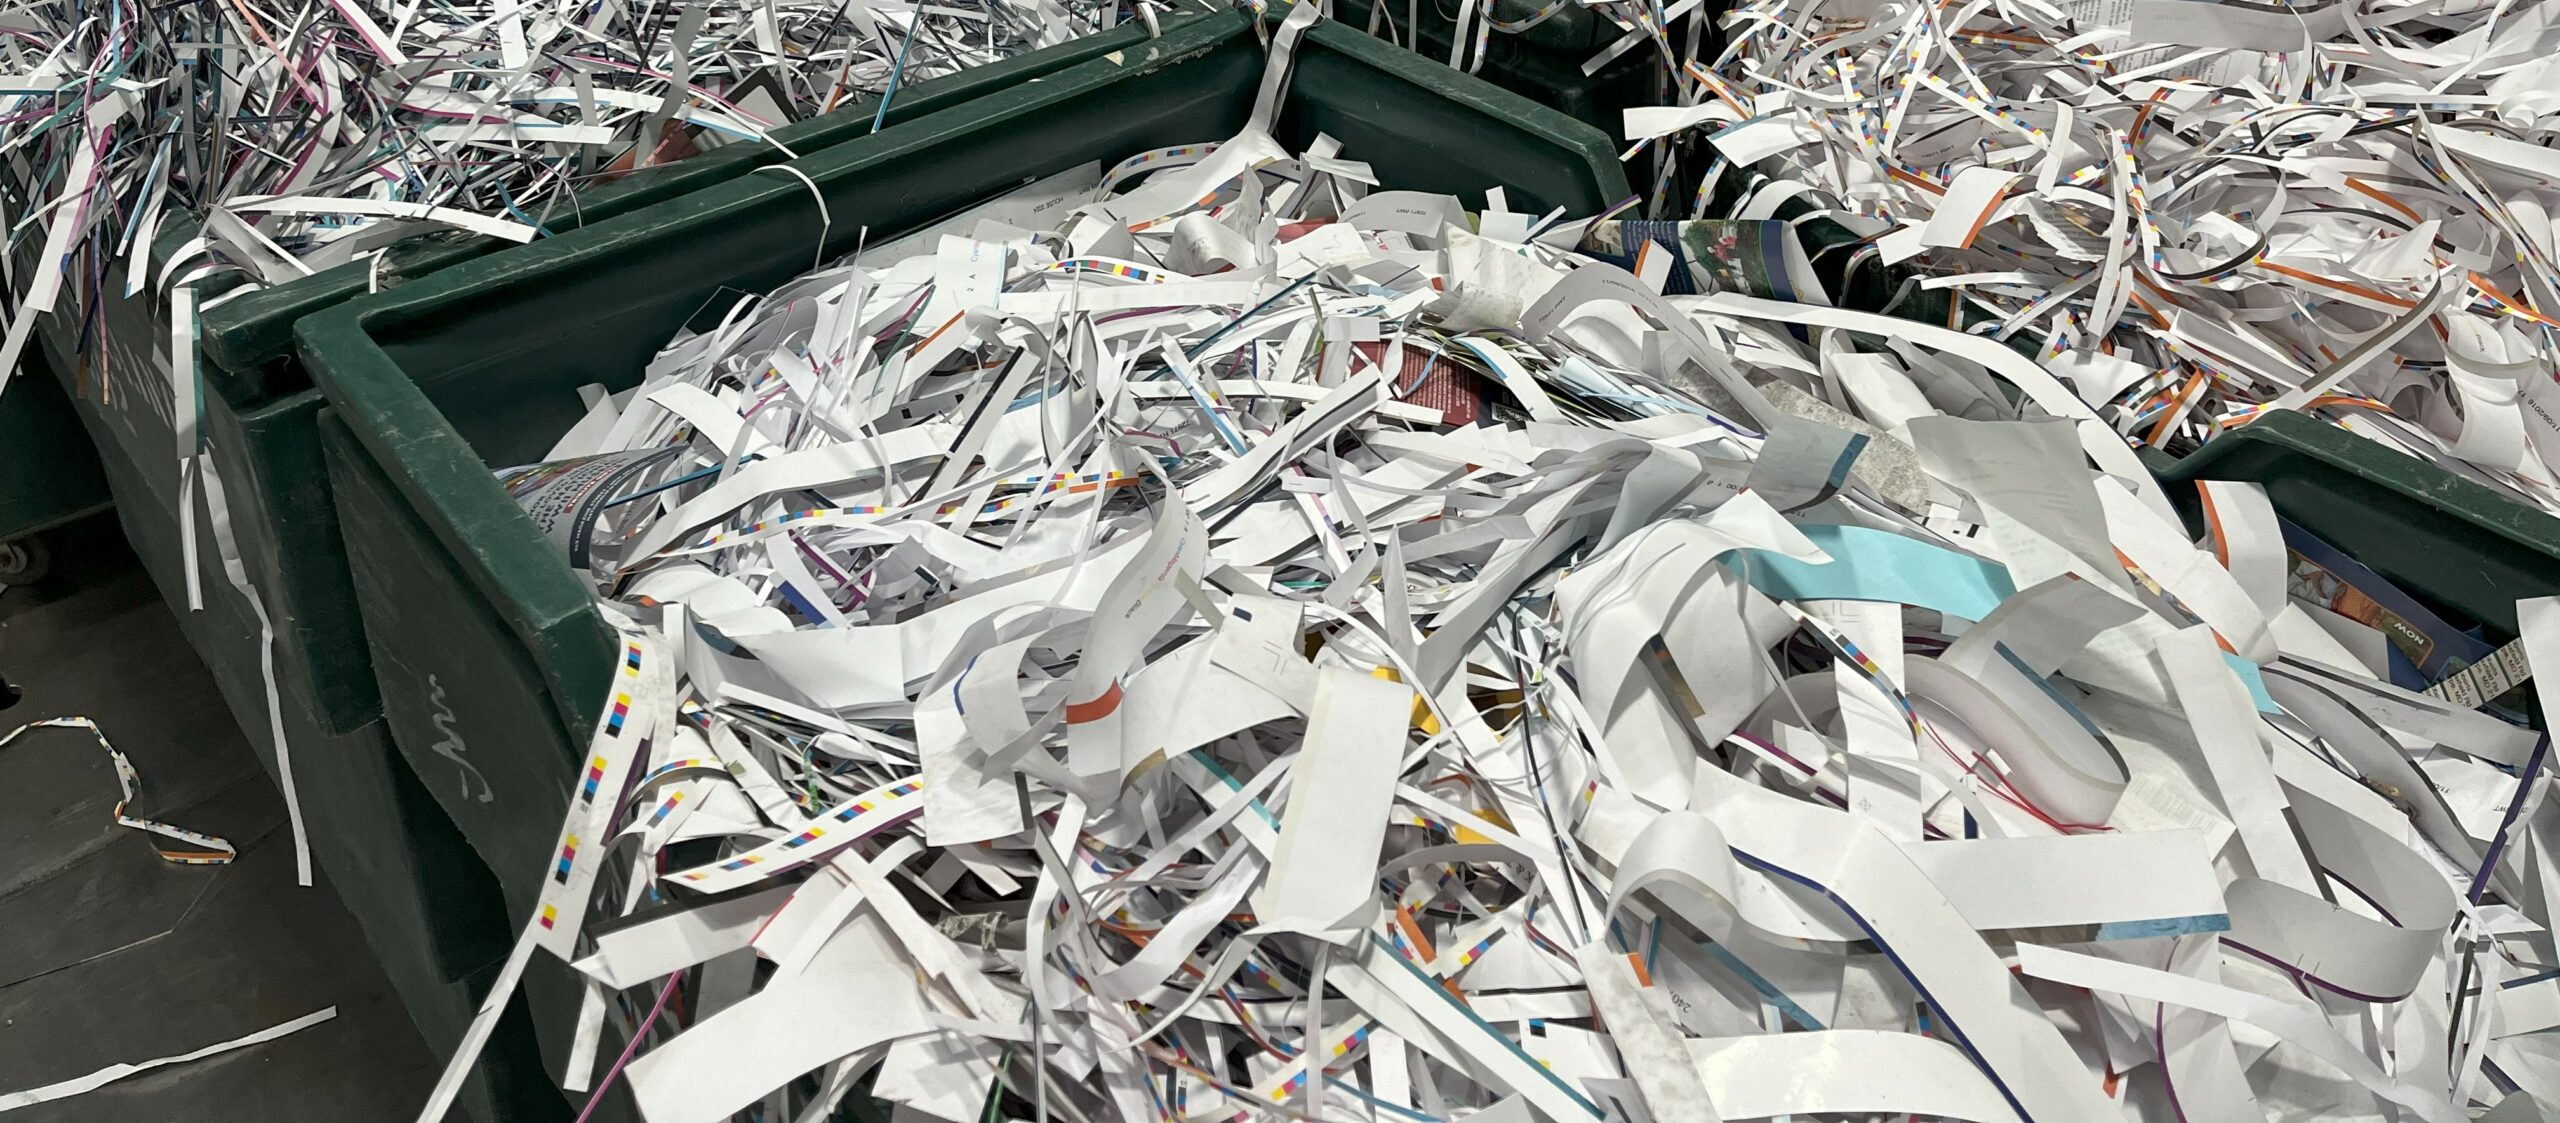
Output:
322,411,639,1120
29,234,385,733
319,411,599,907
1330,0,1659,127
0,364,110,542
2161,411,2560,643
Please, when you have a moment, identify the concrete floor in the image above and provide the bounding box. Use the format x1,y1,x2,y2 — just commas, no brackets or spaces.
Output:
0,513,441,1121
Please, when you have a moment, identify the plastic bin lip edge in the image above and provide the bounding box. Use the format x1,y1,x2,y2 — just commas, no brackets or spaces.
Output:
297,5,1257,516
200,234,490,383
302,302,608,662
328,8,1619,357
2169,410,2560,545
294,28,1249,713
316,397,615,760
1297,18,1627,200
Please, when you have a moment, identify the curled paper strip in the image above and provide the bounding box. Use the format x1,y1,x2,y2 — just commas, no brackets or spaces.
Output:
0,1006,336,1113
0,717,236,866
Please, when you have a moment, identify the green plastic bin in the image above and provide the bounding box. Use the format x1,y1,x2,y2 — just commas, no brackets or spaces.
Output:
299,3,1625,921
2155,410,2560,649
1330,0,1661,129
1706,166,2558,695
304,9,1623,1102
1757,166,2560,663
0,360,111,580
1782,183,2559,657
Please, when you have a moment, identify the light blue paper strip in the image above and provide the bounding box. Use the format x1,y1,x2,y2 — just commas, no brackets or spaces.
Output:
2092,913,2232,941
1737,524,2281,713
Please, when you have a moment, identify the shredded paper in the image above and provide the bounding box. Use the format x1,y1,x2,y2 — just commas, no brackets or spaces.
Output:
4,0,2560,1120
407,11,2560,1123
0,0,1126,390
1651,0,2560,508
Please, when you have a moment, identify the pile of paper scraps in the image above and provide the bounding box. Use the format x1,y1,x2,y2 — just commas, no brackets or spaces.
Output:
1623,0,2560,516
0,0,1134,384
420,94,2560,1123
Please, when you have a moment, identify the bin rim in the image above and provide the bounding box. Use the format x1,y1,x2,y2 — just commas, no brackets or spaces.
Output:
2160,410,2560,555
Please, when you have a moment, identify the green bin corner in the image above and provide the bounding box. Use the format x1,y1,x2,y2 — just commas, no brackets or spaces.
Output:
299,1,1623,1074
1603,146,2552,708
1329,0,1662,130
0,353,110,550
1728,161,2560,651
1729,153,2554,723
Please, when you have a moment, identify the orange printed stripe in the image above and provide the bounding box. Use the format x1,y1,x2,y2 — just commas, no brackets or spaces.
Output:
1394,907,1439,962
2131,274,2192,320
2128,289,2171,329
2344,177,2422,224
2129,89,2169,141
1064,681,1124,724
1958,181,2021,248
2468,272,2560,327
1680,62,1751,116
2254,261,2418,309
228,0,279,50
905,312,968,358
2145,369,2206,448
1889,165,1948,196
2197,482,2231,568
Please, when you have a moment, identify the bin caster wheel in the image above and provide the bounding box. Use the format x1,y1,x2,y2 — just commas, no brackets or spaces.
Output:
0,534,50,585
